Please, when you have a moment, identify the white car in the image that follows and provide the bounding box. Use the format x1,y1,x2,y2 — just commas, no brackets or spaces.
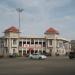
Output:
29,53,47,59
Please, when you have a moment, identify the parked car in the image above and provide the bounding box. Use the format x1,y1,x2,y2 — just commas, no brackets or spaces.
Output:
9,53,19,58
29,53,47,59
68,51,75,59
43,52,51,56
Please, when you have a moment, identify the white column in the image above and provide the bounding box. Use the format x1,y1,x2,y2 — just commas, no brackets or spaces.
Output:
11,39,13,47
42,40,43,53
7,39,8,47
7,39,9,55
38,49,39,53
22,39,23,56
53,39,57,55
22,39,23,47
47,40,49,47
9,38,13,55
45,39,47,53
34,39,35,53
38,39,39,53
21,48,23,56
26,39,27,54
30,39,31,47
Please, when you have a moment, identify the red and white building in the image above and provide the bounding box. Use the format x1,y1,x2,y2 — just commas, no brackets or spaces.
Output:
0,26,71,56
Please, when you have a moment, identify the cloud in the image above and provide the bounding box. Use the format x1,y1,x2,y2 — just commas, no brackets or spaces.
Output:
0,0,75,39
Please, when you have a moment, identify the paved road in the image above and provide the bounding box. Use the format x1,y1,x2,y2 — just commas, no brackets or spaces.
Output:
0,56,75,75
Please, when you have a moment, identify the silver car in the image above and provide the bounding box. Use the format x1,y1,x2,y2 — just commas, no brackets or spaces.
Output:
29,53,47,59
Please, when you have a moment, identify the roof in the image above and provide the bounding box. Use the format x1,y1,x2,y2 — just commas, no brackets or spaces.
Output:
44,27,59,34
20,35,45,39
4,26,19,33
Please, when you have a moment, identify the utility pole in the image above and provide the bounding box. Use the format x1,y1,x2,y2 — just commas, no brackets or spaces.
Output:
16,8,24,55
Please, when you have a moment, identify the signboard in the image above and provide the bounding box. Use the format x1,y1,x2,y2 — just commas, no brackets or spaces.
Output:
22,44,42,49
23,44,29,48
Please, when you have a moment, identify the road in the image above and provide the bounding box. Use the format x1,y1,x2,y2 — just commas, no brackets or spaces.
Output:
0,56,75,75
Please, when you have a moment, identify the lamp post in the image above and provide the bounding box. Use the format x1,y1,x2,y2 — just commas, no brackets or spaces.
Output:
16,8,24,32
16,8,24,56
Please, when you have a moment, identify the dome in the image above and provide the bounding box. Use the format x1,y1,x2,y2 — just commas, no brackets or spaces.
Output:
44,27,59,34
4,26,19,33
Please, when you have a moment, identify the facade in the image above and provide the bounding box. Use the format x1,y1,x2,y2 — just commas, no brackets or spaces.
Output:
0,26,71,56
70,40,75,51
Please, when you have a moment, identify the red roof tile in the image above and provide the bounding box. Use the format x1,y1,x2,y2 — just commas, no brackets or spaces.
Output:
44,27,59,34
4,26,19,33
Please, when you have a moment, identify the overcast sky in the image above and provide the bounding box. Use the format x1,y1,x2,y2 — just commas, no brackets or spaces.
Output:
0,0,75,40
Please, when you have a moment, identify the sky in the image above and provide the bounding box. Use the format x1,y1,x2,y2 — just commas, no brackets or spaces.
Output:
0,0,75,40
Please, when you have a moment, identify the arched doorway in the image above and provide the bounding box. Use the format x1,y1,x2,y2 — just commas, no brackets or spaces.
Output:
29,48,34,54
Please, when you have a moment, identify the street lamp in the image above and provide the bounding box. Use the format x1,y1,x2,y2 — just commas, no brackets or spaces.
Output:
16,8,24,32
16,8,24,55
